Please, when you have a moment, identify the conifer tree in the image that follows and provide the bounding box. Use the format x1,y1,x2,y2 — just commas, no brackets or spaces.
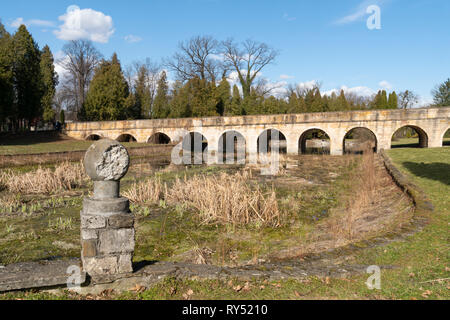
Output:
169,80,191,118
337,90,349,111
230,85,242,115
134,65,151,119
84,53,130,121
0,22,14,128
153,71,170,119
40,45,58,122
215,77,231,116
13,25,43,129
310,88,324,112
287,92,299,114
388,91,398,109
432,78,450,106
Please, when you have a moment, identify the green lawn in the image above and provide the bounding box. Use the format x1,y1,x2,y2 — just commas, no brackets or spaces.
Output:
0,140,148,155
1,147,449,300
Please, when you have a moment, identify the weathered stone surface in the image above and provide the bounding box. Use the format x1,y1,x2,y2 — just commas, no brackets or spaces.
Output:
84,139,129,181
0,259,86,292
81,215,106,229
81,240,97,257
82,197,129,215
108,213,134,229
118,254,133,274
81,229,98,240
98,229,135,254
83,256,118,275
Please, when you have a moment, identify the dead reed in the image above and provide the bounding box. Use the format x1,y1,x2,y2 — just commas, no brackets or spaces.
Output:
165,170,281,228
123,177,165,204
0,161,88,194
322,148,380,241
124,169,282,228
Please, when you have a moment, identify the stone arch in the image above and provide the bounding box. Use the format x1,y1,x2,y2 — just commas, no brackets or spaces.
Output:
85,133,102,141
116,133,137,143
218,130,246,164
442,127,450,146
181,132,208,164
298,128,331,155
344,127,378,154
391,125,428,148
257,129,287,154
147,132,171,144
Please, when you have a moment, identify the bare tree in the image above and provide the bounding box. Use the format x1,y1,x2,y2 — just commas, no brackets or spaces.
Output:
59,40,103,118
222,39,279,99
127,59,161,118
398,90,419,109
286,82,322,98
165,35,225,83
253,78,284,97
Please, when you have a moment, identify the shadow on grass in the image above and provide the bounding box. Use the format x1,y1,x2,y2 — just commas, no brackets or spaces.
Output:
0,131,66,146
402,162,450,186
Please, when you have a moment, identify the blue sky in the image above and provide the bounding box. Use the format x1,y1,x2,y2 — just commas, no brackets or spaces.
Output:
1,0,449,104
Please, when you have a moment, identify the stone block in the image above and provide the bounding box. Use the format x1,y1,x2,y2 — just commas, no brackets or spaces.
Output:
83,256,118,275
108,213,134,229
118,254,133,274
81,215,106,229
81,229,98,240
98,228,135,254
81,240,97,257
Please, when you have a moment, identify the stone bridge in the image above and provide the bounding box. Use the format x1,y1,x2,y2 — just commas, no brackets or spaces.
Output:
65,107,450,161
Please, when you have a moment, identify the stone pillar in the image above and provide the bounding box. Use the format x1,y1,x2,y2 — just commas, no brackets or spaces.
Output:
329,138,343,156
81,139,135,277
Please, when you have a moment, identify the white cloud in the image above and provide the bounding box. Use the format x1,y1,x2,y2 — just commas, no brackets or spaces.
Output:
334,0,386,25
323,85,376,97
378,80,392,90
11,17,55,28
53,52,70,86
54,5,114,43
280,74,294,80
296,80,320,91
283,13,296,22
124,35,142,43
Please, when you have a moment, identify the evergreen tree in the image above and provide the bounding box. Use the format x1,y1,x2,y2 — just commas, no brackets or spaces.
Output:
134,65,151,119
337,90,349,111
60,109,65,124
262,96,278,114
215,77,231,116
0,22,14,128
287,92,299,114
230,85,242,115
153,71,170,119
380,90,388,109
40,45,58,123
13,25,43,129
432,78,450,106
83,53,130,121
169,80,191,118
310,88,324,112
388,91,398,109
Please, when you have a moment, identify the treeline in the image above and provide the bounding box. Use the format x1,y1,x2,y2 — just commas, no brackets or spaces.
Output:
0,23,58,131
1,27,449,128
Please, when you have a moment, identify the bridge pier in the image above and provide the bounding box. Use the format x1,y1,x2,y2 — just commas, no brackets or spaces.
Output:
330,139,343,156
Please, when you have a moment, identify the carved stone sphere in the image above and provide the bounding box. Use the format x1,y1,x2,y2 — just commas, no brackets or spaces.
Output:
83,139,130,181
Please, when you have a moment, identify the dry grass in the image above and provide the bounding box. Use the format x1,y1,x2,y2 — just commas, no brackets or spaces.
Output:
320,148,413,243
0,161,88,194
123,178,165,204
125,169,282,228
